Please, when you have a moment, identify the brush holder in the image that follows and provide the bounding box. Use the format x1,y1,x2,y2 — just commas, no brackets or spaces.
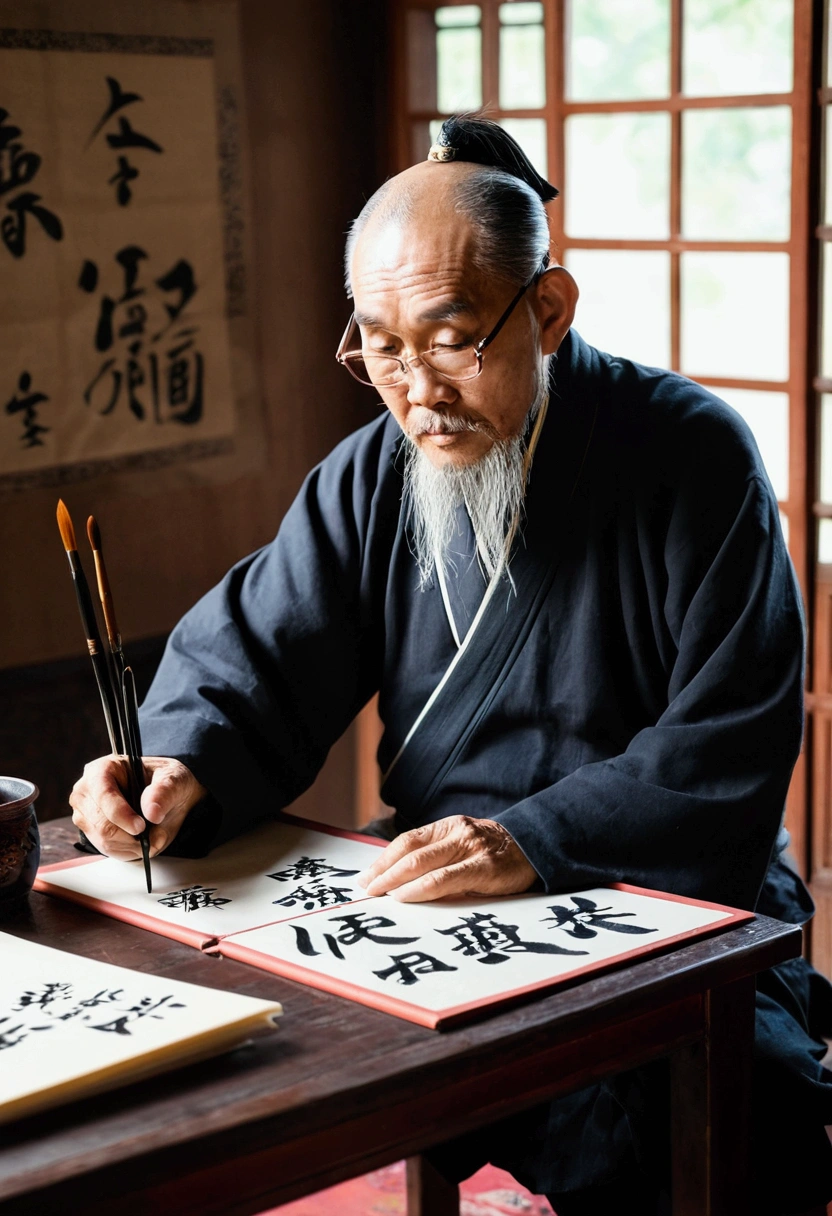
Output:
0,778,40,916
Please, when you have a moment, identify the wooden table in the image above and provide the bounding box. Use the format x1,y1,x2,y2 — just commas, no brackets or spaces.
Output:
0,819,802,1216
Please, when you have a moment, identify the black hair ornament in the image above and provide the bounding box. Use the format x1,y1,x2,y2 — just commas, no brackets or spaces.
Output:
427,113,559,203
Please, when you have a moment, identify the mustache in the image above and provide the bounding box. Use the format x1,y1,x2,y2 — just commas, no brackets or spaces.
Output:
407,409,501,440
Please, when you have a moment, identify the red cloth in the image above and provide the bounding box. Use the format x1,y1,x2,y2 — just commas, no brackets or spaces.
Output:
262,1160,555,1215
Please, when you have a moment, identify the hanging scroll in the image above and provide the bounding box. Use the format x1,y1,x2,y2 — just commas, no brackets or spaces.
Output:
0,1,258,492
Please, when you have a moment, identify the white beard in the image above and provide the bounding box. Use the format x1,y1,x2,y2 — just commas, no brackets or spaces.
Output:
402,365,549,590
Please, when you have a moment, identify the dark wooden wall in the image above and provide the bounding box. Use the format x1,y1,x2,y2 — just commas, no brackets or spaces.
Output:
0,0,388,828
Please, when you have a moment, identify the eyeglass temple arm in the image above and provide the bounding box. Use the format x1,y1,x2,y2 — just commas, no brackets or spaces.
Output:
335,312,357,362
476,263,548,356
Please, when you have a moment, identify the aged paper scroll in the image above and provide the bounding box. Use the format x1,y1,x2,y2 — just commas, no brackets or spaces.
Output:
0,3,256,491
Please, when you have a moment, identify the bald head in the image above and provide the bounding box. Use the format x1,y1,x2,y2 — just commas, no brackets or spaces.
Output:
344,158,550,297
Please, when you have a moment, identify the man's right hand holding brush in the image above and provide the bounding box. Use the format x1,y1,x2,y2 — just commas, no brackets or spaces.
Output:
69,756,205,860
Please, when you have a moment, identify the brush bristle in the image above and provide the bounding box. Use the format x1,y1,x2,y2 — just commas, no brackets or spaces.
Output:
56,499,77,552
87,515,102,552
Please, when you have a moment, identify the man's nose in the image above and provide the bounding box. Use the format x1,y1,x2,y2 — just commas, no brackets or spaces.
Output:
405,360,458,410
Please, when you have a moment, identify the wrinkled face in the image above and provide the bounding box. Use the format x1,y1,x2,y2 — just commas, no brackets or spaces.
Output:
350,213,545,468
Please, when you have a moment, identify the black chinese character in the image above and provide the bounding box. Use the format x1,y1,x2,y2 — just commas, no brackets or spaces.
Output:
5,371,50,447
267,855,360,884
88,77,162,206
0,1016,29,1049
90,993,185,1036
157,884,232,912
0,107,63,258
435,911,588,965
372,952,458,986
13,981,72,1011
541,897,657,940
292,912,419,961
49,988,126,1022
272,880,355,911
80,247,204,425
108,155,139,207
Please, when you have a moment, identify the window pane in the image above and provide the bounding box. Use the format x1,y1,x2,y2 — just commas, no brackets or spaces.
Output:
821,244,832,379
820,394,832,503
683,0,793,97
566,0,669,101
682,107,791,241
565,113,670,239
436,7,482,112
499,4,545,109
819,519,832,563
711,387,789,499
565,250,670,367
498,118,547,176
436,5,481,26
780,511,789,545
825,110,832,225
680,252,789,381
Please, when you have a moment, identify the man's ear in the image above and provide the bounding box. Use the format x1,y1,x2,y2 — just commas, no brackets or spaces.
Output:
534,265,579,355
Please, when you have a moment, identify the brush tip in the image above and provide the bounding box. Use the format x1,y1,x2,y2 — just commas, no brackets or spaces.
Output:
87,515,102,552
56,499,77,553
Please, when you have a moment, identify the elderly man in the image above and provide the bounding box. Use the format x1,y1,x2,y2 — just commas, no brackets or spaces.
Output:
70,116,831,1214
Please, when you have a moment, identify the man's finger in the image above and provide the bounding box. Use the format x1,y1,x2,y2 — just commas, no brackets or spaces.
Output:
357,824,446,888
388,859,481,903
362,837,459,896
71,806,143,860
141,764,190,824
74,766,145,836
148,823,169,857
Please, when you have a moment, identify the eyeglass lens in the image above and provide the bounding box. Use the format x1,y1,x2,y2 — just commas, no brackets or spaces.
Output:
343,347,481,386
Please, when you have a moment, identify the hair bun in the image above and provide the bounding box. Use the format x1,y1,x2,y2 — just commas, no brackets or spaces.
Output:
433,113,558,203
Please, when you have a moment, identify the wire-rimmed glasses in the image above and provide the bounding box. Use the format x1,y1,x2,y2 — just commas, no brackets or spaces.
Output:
335,270,543,388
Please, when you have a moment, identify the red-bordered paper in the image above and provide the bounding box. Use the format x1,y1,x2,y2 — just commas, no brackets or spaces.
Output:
36,819,753,1029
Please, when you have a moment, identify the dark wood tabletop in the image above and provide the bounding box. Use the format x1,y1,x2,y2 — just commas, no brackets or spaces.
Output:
0,818,803,1216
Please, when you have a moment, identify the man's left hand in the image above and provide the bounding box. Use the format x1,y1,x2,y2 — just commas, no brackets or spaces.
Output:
356,815,538,902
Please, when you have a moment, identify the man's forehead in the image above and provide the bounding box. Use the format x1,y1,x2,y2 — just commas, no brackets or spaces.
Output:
354,295,476,329
351,215,488,325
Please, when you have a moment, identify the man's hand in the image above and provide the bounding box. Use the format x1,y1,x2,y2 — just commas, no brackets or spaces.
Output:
69,756,207,860
356,815,538,902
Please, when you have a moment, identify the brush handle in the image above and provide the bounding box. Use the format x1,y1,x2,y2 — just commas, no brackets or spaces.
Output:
122,666,153,893
108,646,128,755
66,552,120,754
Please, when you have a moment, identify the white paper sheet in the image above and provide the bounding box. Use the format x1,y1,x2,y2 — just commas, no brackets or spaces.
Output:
0,931,281,1122
36,821,385,942
219,887,737,1024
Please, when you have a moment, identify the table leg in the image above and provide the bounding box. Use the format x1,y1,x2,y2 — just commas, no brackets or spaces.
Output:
406,1154,460,1216
670,975,756,1216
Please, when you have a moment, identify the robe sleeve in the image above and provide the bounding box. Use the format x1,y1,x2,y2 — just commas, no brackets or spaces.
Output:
138,419,393,849
494,421,805,910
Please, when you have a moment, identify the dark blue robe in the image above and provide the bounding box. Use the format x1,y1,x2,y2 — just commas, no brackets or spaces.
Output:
141,330,832,1211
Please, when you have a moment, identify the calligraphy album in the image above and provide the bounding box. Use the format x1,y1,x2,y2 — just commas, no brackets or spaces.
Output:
0,931,282,1123
35,815,754,1029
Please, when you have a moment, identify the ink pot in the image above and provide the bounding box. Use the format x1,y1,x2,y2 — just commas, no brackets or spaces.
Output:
0,778,40,916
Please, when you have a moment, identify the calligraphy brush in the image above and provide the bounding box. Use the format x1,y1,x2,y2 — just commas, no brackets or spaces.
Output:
86,514,152,893
122,665,153,893
56,500,120,756
87,515,127,754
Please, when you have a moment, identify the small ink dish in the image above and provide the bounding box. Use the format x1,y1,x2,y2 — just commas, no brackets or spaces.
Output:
0,778,40,917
